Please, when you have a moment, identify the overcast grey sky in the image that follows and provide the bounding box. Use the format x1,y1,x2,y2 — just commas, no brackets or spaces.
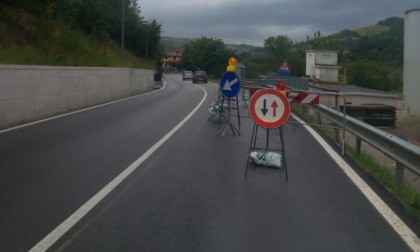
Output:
141,0,419,46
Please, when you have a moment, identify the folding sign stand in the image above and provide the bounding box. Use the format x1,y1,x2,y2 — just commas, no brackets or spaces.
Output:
216,94,241,137
217,70,241,137
245,88,291,180
245,124,288,180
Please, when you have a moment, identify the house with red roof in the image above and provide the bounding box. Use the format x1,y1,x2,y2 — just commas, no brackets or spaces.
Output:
162,50,182,72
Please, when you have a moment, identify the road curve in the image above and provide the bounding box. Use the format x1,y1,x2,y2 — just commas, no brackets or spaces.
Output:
0,74,417,251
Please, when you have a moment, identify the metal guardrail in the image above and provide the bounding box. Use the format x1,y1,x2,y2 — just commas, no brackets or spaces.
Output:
241,80,419,190
309,103,420,189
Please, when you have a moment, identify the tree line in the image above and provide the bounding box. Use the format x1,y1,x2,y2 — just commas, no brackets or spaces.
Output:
2,0,163,63
2,0,404,91
179,17,405,92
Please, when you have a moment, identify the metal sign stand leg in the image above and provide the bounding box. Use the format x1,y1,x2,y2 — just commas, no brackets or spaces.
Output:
279,126,288,180
216,95,241,137
245,123,258,178
245,123,288,180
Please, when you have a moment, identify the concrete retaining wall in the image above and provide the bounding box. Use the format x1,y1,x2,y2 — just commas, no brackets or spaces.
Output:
0,65,155,130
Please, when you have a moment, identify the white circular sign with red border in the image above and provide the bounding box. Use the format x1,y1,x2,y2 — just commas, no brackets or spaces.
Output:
249,89,291,128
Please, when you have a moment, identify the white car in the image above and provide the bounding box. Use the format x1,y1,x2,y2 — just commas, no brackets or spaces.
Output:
182,71,193,80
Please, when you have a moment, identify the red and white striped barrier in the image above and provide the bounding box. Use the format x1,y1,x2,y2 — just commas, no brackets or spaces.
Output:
287,92,320,104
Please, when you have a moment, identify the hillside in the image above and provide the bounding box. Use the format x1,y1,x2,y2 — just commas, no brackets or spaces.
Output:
163,17,403,54
0,2,156,69
161,17,405,91
290,17,405,91
351,25,390,36
161,36,195,53
226,44,263,54
162,17,404,65
161,36,262,53
1,0,405,92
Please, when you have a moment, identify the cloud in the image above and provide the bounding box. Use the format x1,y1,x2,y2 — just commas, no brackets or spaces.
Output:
140,0,419,46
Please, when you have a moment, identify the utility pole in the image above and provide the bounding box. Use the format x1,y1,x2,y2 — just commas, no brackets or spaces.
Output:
342,50,350,84
121,0,125,59
145,26,149,59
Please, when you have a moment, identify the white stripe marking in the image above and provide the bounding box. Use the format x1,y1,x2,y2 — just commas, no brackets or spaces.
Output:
29,85,207,252
301,94,318,104
291,113,420,251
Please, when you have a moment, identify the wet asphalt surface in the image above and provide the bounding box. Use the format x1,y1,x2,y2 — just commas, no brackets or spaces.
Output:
0,74,415,251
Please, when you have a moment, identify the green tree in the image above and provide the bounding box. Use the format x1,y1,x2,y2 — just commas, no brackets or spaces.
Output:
140,19,163,60
287,48,306,77
263,35,293,70
239,49,267,78
348,59,390,90
260,35,306,76
50,0,163,61
181,37,236,78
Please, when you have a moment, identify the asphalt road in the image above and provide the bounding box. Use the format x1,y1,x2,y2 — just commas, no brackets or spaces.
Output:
0,74,417,251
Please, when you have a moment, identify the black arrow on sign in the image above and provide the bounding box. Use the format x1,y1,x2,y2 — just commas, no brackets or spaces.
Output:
261,99,269,115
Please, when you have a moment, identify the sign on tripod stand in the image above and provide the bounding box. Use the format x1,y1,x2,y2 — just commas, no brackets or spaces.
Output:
249,89,291,128
220,72,241,97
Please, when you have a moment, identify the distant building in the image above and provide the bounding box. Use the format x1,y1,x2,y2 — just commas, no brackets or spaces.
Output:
162,50,182,72
303,50,398,126
235,61,246,80
305,50,340,83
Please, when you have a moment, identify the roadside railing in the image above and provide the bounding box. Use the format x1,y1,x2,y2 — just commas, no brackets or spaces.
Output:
240,80,419,191
301,102,420,190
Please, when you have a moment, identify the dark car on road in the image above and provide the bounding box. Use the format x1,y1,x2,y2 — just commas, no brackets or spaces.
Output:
192,71,208,83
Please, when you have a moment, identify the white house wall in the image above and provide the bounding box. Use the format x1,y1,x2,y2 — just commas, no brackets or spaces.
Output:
315,52,338,65
306,52,315,76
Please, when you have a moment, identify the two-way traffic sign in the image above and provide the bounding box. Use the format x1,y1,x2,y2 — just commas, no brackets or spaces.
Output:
220,72,241,97
249,89,291,128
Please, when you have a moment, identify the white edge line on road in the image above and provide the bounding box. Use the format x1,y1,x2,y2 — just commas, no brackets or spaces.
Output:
291,113,420,251
0,79,167,134
29,85,207,252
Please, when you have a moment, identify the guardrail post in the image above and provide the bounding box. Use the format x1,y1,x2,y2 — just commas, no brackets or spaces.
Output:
315,102,420,179
394,135,407,191
317,111,322,125
394,162,405,191
334,125,340,143
355,136,361,156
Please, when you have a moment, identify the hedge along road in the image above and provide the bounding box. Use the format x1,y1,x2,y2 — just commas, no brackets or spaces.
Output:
0,74,418,251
